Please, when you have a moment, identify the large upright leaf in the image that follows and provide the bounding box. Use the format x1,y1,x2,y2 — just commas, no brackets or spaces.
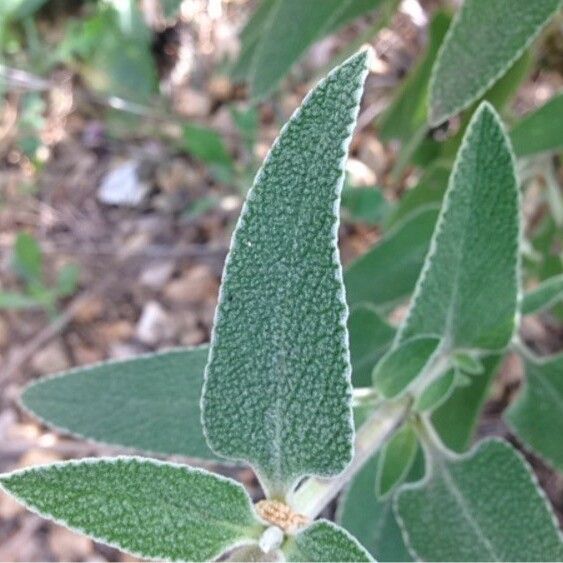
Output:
396,103,519,352
511,93,563,157
506,353,563,471
429,0,561,125
283,520,373,562
0,457,262,561
337,455,412,562
344,206,438,309
202,51,369,496
242,0,382,99
21,347,219,461
396,439,563,561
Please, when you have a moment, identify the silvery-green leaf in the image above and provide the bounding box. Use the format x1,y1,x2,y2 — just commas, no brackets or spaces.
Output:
202,51,369,496
345,206,439,309
521,274,563,315
341,185,390,226
396,103,520,352
432,355,502,453
375,424,419,497
452,352,484,375
21,347,220,461
348,304,395,387
0,457,262,562
396,439,563,561
283,520,373,562
511,93,563,157
506,352,563,471
337,455,412,562
415,369,456,412
373,336,441,399
429,0,562,125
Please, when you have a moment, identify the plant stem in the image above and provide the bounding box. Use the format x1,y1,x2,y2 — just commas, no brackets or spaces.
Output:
289,399,410,518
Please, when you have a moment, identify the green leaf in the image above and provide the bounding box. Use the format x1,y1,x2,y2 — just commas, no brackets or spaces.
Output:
384,162,450,229
348,304,395,387
337,455,412,562
183,123,234,182
283,520,373,562
13,231,42,284
202,51,369,496
246,0,382,99
0,457,262,561
0,291,41,310
0,0,47,20
429,0,561,125
506,352,563,471
452,352,484,375
511,93,563,157
161,0,182,19
376,424,418,497
378,11,451,142
373,336,441,399
396,439,563,561
344,206,439,309
432,355,502,453
341,185,390,225
522,274,563,315
396,103,520,352
21,347,223,462
415,369,456,412
56,263,80,297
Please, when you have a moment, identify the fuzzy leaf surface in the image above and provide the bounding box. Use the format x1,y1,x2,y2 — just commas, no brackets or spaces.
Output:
348,304,395,387
511,93,563,157
415,369,456,412
396,103,519,352
0,457,261,561
21,347,220,461
337,455,412,561
202,52,369,495
373,336,440,398
345,206,438,309
429,0,561,125
521,274,563,315
283,520,373,562
506,353,563,471
396,439,563,561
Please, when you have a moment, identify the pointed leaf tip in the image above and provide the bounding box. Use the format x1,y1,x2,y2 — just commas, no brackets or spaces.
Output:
202,51,369,496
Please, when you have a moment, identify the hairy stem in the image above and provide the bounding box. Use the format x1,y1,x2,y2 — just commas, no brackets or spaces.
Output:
289,399,410,518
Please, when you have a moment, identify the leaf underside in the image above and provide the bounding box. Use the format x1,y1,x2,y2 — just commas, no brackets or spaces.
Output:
0,457,261,562
396,103,519,352
429,0,562,125
283,520,373,562
202,51,369,495
21,347,220,461
396,439,563,562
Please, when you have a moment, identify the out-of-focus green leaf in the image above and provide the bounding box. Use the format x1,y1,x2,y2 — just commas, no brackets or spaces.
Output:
56,264,80,297
344,206,439,309
0,457,262,561
161,0,183,19
396,104,520,353
202,52,369,496
0,291,40,310
396,439,563,561
283,520,373,562
506,352,563,471
521,274,563,315
341,185,390,225
183,123,234,182
373,336,441,398
21,347,225,462
511,93,563,157
0,0,47,21
379,11,451,142
13,231,42,284
429,0,561,125
415,369,456,412
375,424,418,497
385,162,450,229
348,304,395,387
